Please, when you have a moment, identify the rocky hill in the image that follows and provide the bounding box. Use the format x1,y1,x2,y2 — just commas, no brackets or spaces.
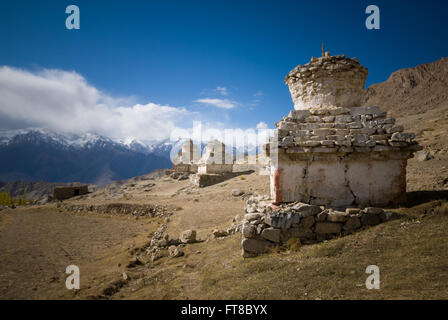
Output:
363,57,448,116
0,129,173,184
0,180,80,200
363,57,448,191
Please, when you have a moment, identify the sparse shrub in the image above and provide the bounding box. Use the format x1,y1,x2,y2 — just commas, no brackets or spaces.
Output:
310,241,345,258
434,202,448,216
286,238,301,252
0,192,13,206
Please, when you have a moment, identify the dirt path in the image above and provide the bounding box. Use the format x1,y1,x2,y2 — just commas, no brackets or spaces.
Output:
0,207,152,299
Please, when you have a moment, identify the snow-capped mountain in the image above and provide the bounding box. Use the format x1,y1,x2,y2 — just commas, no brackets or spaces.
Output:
0,128,173,184
0,128,151,152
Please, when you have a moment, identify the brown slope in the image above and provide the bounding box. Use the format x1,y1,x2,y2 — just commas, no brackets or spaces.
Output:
364,57,448,191
363,57,448,116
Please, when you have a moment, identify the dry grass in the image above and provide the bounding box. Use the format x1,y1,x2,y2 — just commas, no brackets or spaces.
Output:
2,170,447,300
117,198,448,300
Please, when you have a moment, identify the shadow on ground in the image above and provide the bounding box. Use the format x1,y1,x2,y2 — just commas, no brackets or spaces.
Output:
405,190,448,207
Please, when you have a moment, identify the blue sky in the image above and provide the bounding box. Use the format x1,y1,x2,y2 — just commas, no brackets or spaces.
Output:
0,0,447,141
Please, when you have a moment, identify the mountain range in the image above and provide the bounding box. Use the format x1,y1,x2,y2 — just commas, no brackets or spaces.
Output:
0,128,174,184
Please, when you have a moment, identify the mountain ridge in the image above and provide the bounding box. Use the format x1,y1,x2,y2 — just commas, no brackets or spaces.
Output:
0,129,174,184
363,57,448,116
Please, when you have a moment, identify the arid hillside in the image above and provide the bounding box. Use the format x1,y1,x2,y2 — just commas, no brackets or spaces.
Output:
364,57,448,117
364,57,448,191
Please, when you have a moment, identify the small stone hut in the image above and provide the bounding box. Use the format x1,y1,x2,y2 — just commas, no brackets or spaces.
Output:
173,139,200,173
270,53,422,207
197,139,233,174
53,185,89,200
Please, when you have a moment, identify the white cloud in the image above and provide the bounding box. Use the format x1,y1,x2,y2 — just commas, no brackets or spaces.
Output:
256,121,268,130
0,66,192,141
193,98,238,109
253,90,263,97
214,86,228,95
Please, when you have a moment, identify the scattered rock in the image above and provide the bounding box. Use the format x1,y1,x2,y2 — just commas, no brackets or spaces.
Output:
212,229,228,238
343,216,361,231
380,211,401,222
289,227,313,238
345,208,361,214
241,238,272,254
180,230,197,244
316,210,328,222
242,223,256,239
363,207,384,215
326,210,349,222
360,214,381,226
127,257,143,268
315,222,342,234
293,203,322,217
416,151,432,161
261,228,281,243
232,189,245,197
299,215,315,228
168,245,184,258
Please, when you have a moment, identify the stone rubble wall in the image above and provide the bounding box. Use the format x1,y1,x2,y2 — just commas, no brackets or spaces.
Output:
57,202,173,218
285,55,368,110
189,172,229,188
241,194,400,258
197,163,234,174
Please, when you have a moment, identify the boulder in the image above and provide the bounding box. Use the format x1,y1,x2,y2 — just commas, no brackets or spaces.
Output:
343,216,361,231
168,245,184,258
316,210,328,222
416,151,432,162
180,230,197,243
363,207,384,215
326,210,349,222
244,213,262,222
315,222,342,234
241,238,272,254
299,215,315,228
261,228,281,243
242,223,256,239
380,211,401,222
360,214,381,226
212,229,228,238
289,227,313,238
232,189,244,197
345,208,361,214
292,203,321,217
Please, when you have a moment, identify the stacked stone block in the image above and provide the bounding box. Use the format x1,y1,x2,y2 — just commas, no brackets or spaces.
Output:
241,194,400,257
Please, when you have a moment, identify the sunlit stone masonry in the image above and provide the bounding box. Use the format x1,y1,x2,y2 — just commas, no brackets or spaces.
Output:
271,53,422,207
172,139,200,173
197,139,233,174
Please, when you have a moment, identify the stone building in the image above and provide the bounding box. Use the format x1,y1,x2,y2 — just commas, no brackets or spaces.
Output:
53,185,89,200
197,139,233,174
172,139,200,173
270,53,422,207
